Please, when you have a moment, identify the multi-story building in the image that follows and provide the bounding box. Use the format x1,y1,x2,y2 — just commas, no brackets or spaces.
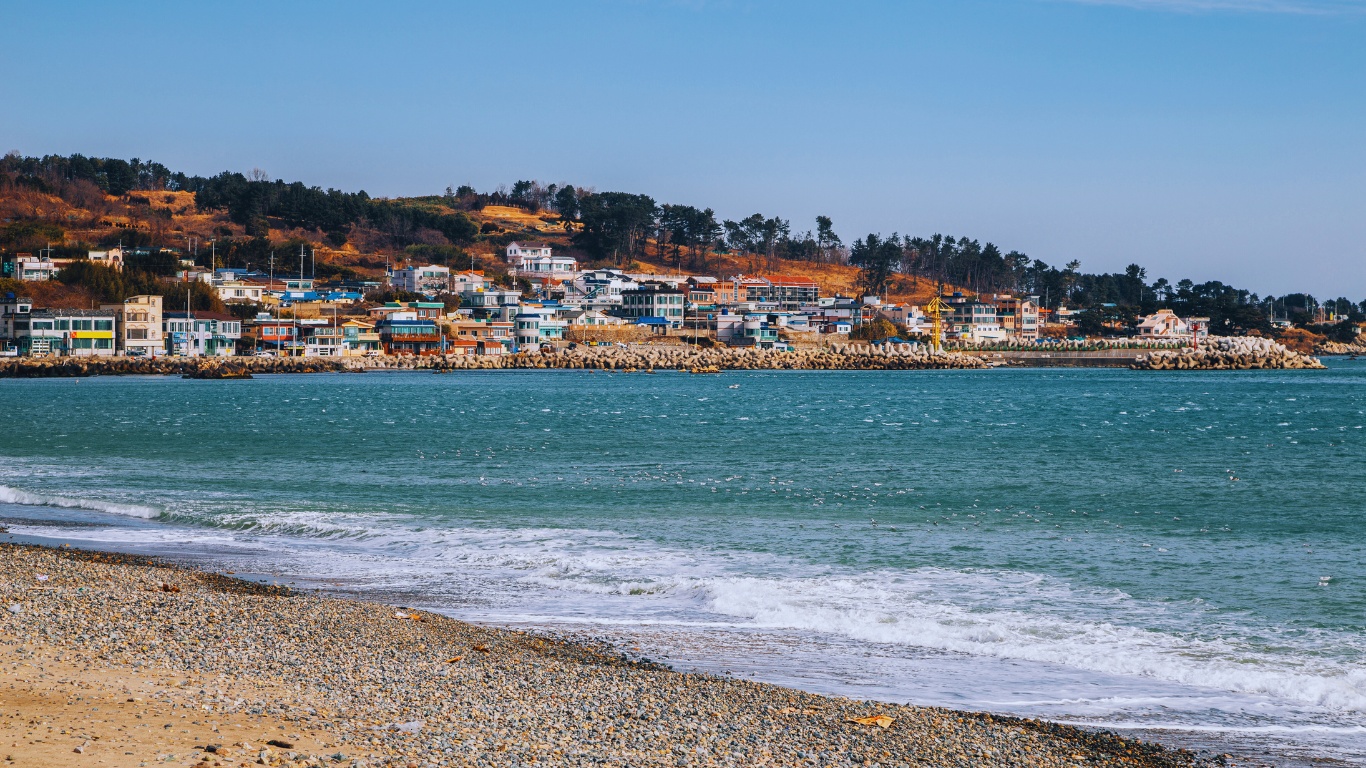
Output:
14,254,62,281
341,319,382,355
391,264,451,295
563,269,637,310
22,309,117,356
215,280,266,304
448,319,514,353
992,295,1040,341
450,270,488,294
745,275,820,311
619,284,686,328
506,241,553,264
512,253,579,278
0,294,32,352
101,294,164,356
376,311,443,355
944,293,1004,341
369,301,446,322
459,288,522,321
297,319,346,357
513,311,568,349
244,314,298,355
164,311,242,356
686,277,718,313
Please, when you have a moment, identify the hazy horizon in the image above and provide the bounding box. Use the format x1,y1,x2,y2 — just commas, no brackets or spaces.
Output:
2,0,1362,298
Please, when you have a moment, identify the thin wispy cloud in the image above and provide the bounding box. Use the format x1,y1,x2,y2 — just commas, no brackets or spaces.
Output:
1057,0,1366,13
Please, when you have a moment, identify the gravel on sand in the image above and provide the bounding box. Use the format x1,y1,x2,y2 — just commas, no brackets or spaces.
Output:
1,544,1239,768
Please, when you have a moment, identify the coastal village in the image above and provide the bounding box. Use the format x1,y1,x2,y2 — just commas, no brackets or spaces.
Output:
0,242,1227,360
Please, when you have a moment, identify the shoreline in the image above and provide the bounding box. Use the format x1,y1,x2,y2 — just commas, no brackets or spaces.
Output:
0,543,1238,768
0,337,1334,378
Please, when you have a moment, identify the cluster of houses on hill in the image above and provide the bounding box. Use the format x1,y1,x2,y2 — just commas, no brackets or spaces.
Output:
0,241,1212,358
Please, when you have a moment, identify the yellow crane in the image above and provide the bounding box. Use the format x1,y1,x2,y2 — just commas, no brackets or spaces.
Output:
925,296,952,352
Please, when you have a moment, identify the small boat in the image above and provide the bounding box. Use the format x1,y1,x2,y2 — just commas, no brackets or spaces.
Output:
728,384,740,389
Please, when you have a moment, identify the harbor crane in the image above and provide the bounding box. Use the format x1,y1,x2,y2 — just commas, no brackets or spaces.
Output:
925,295,952,352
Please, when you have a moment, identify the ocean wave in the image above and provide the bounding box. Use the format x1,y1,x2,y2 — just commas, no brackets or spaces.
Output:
0,484,160,519
24,501,1366,715
691,572,1366,713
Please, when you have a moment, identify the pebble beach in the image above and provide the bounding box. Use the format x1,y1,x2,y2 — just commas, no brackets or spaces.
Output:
0,544,1238,768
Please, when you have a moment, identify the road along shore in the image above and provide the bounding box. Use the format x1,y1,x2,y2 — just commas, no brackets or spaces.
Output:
0,543,1233,768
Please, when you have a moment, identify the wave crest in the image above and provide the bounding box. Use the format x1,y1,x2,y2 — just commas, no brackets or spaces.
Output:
0,485,160,519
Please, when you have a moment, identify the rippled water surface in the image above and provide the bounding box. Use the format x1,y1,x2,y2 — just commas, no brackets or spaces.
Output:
2,363,1363,764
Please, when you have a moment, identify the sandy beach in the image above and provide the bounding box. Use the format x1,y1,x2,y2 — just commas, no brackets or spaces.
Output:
2,544,1231,767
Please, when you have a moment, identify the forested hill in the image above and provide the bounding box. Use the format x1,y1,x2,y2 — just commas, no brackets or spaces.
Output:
0,152,1362,338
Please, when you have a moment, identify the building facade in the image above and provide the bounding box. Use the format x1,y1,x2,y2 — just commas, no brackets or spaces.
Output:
391,264,451,295
101,294,164,356
164,311,241,356
619,284,686,327
23,309,117,356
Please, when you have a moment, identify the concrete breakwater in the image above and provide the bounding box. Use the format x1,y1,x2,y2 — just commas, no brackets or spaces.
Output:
0,337,1330,376
0,346,988,377
1317,340,1366,356
429,344,990,371
1131,337,1325,370
0,356,351,378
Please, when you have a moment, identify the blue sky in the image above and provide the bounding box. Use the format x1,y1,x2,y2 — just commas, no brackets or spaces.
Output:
2,0,1363,297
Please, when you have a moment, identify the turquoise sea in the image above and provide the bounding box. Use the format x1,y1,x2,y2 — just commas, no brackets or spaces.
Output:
1,362,1363,764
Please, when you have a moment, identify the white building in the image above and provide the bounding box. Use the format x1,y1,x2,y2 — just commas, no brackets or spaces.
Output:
563,269,638,310
505,242,577,277
15,255,61,281
101,294,164,357
164,311,241,357
1137,309,1189,339
559,307,628,327
513,254,578,277
506,241,553,264
391,264,451,295
215,280,266,304
450,270,488,294
87,248,125,270
513,306,568,349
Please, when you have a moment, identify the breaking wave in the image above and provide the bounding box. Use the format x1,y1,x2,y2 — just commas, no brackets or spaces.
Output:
0,484,160,519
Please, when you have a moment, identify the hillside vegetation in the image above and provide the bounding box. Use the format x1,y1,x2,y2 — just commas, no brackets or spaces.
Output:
1,152,1363,343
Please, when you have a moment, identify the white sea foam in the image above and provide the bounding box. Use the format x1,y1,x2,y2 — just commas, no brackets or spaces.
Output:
181,511,1366,716
688,572,1366,713
0,485,159,519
